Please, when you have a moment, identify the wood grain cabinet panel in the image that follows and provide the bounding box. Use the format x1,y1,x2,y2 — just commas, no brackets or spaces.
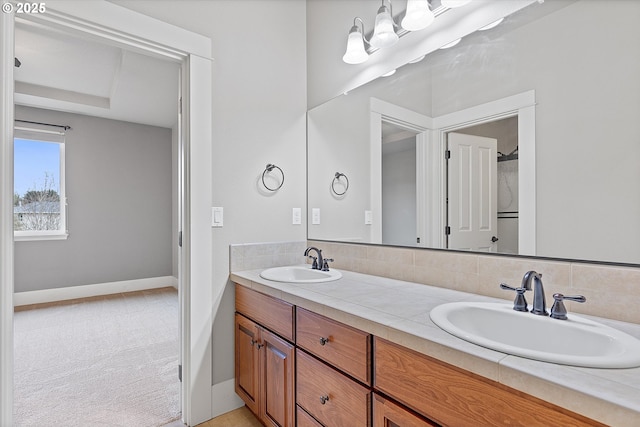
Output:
373,393,438,427
234,312,295,427
297,349,371,427
234,313,260,416
261,328,295,427
374,338,605,427
235,284,294,341
297,406,324,427
296,308,372,384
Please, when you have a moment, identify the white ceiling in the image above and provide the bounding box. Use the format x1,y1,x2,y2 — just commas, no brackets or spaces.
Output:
14,20,179,129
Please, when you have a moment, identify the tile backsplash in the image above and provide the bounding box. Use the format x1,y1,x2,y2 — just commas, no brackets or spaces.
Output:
230,240,640,324
229,241,308,272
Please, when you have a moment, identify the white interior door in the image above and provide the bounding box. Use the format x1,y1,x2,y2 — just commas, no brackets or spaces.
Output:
447,132,498,251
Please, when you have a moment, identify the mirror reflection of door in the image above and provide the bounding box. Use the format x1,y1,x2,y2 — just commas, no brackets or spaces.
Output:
447,116,519,253
381,122,419,246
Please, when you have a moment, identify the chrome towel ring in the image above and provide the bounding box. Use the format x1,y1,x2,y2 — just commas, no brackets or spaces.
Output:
331,172,349,196
262,164,284,191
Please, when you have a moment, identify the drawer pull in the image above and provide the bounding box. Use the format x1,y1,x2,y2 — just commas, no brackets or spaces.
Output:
319,337,329,346
319,395,329,405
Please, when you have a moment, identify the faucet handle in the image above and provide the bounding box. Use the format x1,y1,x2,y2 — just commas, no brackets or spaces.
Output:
500,283,529,312
307,255,318,269
550,293,586,320
321,258,334,271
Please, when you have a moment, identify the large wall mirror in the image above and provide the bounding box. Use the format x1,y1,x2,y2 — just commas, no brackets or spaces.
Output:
308,0,640,266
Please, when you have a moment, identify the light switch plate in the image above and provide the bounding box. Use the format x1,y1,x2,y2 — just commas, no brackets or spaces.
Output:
292,208,302,225
365,210,373,225
212,207,223,227
312,208,320,225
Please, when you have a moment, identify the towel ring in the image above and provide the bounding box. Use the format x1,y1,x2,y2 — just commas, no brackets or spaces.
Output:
262,164,284,191
331,172,349,196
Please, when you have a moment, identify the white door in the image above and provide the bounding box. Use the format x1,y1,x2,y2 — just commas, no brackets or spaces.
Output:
447,132,498,251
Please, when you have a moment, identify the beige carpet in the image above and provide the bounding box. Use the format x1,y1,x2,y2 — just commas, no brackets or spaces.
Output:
13,288,181,427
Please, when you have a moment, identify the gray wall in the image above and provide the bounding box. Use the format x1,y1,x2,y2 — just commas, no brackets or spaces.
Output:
15,106,173,292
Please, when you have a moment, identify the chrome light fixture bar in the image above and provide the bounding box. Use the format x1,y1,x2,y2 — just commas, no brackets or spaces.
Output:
343,0,473,65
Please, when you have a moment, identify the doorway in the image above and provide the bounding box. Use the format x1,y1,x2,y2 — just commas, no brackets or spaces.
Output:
381,121,419,246
449,116,519,254
1,4,214,426
12,18,181,424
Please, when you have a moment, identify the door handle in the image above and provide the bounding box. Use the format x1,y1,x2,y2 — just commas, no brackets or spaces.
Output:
491,236,499,243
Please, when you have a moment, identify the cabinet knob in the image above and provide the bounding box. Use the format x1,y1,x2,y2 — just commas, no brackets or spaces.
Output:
256,343,264,349
319,337,329,346
250,339,256,347
319,395,329,405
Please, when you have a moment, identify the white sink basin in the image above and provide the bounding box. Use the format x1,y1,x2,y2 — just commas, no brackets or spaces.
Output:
430,302,640,368
260,266,342,283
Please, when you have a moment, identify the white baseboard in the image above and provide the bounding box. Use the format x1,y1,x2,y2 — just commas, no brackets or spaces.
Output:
14,276,178,306
210,378,244,419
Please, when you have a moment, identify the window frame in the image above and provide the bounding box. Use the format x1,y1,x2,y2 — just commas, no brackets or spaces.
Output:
13,126,68,241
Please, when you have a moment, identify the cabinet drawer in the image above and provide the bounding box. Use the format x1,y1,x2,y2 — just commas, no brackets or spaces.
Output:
374,338,604,427
235,284,294,341
297,349,370,427
373,393,438,427
297,406,323,427
296,308,371,384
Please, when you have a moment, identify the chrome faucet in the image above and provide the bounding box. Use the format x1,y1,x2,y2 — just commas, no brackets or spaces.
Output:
521,270,547,316
304,247,323,270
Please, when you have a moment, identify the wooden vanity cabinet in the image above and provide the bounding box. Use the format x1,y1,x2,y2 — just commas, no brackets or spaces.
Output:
235,286,295,427
234,283,604,427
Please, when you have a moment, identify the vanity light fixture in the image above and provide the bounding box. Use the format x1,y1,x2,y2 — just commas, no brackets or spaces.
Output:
370,0,399,48
342,17,369,64
344,0,472,64
382,69,397,77
401,0,435,31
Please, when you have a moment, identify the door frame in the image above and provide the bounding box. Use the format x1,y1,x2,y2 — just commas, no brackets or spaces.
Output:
1,2,213,425
433,90,537,256
370,98,433,245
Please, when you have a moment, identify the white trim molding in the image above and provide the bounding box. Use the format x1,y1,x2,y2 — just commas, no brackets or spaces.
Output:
433,90,537,256
0,10,15,427
13,276,178,307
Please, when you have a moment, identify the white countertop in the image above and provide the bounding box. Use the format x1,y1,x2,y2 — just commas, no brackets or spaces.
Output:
231,267,640,427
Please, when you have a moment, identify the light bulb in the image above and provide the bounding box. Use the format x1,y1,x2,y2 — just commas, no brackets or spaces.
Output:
370,4,398,48
401,0,435,31
342,25,369,64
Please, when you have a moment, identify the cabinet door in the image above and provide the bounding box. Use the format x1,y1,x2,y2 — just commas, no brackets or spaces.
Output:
373,394,437,427
260,328,295,427
235,313,260,416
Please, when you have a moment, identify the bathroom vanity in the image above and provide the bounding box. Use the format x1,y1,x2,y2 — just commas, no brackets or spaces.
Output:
232,268,640,426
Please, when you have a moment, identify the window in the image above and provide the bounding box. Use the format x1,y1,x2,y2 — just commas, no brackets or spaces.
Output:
14,126,67,240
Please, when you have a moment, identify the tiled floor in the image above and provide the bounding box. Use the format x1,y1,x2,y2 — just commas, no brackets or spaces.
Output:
196,406,262,427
